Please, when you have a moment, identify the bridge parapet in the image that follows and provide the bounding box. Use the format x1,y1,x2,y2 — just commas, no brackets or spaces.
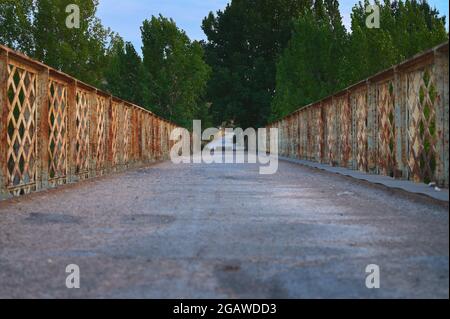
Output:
0,45,178,198
269,42,449,188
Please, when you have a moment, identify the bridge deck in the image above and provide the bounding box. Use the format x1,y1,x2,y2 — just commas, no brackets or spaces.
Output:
0,159,448,298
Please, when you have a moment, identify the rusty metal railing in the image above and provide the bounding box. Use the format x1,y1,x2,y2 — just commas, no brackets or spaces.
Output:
0,45,179,198
268,42,449,187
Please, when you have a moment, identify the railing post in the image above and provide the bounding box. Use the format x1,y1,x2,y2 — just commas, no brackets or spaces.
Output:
161,119,165,159
0,50,8,199
283,120,286,157
145,114,150,162
138,111,142,163
393,68,408,180
161,120,166,160
340,92,352,168
434,49,449,187
281,120,284,157
329,97,337,166
139,111,143,163
144,114,148,162
67,80,77,183
294,112,298,159
158,119,162,160
130,108,135,166
106,95,113,173
89,90,98,177
126,104,131,167
153,117,157,161
320,106,327,163
160,120,164,160
153,115,156,161
335,97,341,166
165,122,169,159
117,102,124,170
367,80,378,174
351,90,358,170
131,109,135,165
164,121,167,160
36,67,50,190
350,93,355,169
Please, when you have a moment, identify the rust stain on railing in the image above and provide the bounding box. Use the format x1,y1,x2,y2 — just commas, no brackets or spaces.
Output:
269,42,449,187
0,45,178,199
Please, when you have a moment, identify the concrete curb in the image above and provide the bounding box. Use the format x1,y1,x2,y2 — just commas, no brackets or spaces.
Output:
280,156,449,202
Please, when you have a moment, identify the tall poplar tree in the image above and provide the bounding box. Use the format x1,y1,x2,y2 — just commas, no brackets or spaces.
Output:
202,0,312,128
141,15,211,128
104,37,147,106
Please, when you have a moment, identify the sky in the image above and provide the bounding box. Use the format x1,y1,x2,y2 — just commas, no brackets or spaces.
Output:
97,0,449,54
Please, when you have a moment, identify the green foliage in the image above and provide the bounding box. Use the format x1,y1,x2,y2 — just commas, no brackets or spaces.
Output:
104,37,147,106
271,0,448,121
0,2,211,129
0,0,34,54
141,15,211,128
0,0,111,87
33,0,111,87
202,0,312,128
346,0,447,83
272,0,349,119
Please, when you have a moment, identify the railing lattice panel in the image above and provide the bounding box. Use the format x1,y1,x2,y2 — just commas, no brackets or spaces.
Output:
6,63,37,195
48,79,67,185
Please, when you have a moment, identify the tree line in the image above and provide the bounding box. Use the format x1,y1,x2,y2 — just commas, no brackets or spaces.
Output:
1,0,447,129
0,0,211,128
202,0,447,126
270,0,448,120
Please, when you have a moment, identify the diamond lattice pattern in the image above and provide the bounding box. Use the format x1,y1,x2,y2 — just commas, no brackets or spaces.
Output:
6,64,37,194
407,68,438,184
48,80,67,181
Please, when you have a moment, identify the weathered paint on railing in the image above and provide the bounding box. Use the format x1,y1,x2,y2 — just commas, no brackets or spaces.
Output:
0,45,179,199
268,42,449,187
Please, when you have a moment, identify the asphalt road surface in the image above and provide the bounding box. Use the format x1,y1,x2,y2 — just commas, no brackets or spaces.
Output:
0,158,448,298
